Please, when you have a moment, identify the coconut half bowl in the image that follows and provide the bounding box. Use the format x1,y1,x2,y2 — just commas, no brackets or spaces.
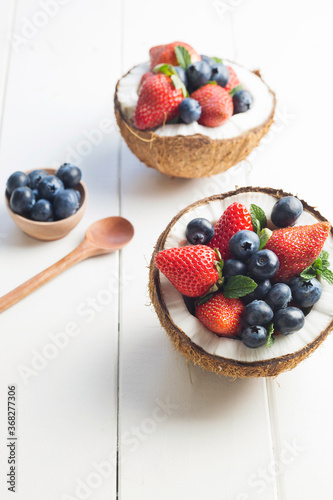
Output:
149,187,333,378
114,61,276,179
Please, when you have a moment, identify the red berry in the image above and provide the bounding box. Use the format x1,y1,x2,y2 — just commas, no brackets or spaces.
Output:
149,42,201,70
208,202,253,260
190,84,233,127
155,245,219,297
225,66,240,93
133,73,184,130
265,222,330,282
196,293,244,336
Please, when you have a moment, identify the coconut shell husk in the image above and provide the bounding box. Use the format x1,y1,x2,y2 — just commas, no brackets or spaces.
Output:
149,187,333,378
114,66,276,179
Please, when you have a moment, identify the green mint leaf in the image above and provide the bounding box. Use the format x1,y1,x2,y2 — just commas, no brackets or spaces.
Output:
250,204,267,234
212,56,223,64
175,45,192,69
223,276,257,299
251,217,261,235
300,267,317,281
206,80,218,85
321,260,330,271
321,269,333,285
320,250,329,261
312,257,322,271
229,84,243,97
170,74,189,97
266,323,275,348
153,63,177,76
259,228,272,250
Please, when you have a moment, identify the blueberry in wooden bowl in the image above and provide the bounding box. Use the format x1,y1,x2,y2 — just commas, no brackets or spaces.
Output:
5,165,87,241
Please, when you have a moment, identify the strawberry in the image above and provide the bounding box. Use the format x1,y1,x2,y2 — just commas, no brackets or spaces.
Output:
155,245,219,297
225,66,240,93
133,73,184,130
265,222,330,282
138,71,154,91
190,84,233,127
195,293,244,336
208,202,253,260
149,42,201,70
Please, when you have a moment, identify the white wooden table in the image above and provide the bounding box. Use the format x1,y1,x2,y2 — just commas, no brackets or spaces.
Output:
0,1,333,499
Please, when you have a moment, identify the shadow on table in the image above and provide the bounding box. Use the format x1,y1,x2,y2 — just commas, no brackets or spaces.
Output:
119,329,265,423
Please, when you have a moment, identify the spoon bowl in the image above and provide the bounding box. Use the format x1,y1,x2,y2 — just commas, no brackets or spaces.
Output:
86,216,134,251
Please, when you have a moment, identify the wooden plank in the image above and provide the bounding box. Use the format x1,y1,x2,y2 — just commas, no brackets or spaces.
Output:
0,2,16,126
0,1,122,499
118,2,278,496
232,2,333,499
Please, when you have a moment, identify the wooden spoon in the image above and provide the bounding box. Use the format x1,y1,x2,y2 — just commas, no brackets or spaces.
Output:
0,216,134,314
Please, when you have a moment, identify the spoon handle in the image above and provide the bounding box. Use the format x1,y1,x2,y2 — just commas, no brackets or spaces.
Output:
0,239,95,314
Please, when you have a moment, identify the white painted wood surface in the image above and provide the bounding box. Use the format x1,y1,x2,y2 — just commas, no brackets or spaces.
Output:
0,1,332,499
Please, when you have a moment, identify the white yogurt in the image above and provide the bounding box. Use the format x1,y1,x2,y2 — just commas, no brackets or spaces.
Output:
117,61,275,140
159,192,333,363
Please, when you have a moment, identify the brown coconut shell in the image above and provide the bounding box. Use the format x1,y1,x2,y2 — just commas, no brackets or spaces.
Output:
149,187,333,378
114,65,276,179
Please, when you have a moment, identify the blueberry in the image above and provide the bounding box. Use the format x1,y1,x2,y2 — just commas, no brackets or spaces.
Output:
266,283,292,310
28,169,48,190
9,186,35,216
271,196,303,228
174,66,188,87
229,230,260,261
290,276,322,308
6,171,30,195
241,325,268,348
185,218,214,245
178,98,202,124
242,300,274,326
210,63,229,87
223,259,247,279
273,307,305,334
248,249,279,279
53,189,79,220
233,89,253,114
30,199,54,222
74,190,81,203
200,55,215,67
56,163,82,188
242,279,271,304
38,175,64,201
186,61,211,91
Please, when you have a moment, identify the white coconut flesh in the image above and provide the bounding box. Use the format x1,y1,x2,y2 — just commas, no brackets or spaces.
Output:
158,191,333,363
116,61,275,140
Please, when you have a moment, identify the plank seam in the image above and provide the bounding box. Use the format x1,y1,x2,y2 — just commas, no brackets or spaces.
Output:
0,0,19,155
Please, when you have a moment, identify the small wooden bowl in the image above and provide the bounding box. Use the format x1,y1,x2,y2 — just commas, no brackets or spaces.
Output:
5,168,88,241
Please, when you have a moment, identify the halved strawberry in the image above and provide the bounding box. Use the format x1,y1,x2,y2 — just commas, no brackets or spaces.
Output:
208,202,253,260
155,245,219,297
149,42,201,70
133,73,184,130
265,222,330,282
195,293,244,336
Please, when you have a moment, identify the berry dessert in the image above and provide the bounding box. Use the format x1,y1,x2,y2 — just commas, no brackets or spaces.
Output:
149,187,333,378
114,41,276,178
6,164,82,222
